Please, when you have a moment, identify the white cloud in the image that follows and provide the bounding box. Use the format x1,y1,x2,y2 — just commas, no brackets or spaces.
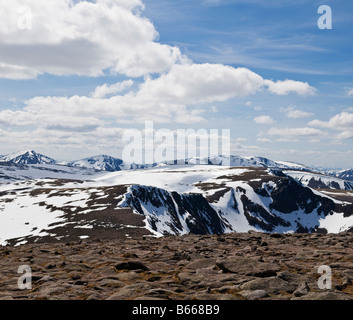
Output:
90,80,134,99
0,109,103,131
0,61,318,129
22,94,205,125
137,64,265,104
0,0,186,79
264,79,317,96
16,64,266,125
309,112,353,130
309,112,353,140
280,105,313,119
0,0,322,158
253,115,275,125
267,127,324,139
336,131,353,140
257,137,272,143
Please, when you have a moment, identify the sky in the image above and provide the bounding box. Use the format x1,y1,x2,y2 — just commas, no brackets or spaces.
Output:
0,0,352,168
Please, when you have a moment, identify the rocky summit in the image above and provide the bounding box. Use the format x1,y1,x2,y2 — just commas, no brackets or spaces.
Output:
1,231,353,300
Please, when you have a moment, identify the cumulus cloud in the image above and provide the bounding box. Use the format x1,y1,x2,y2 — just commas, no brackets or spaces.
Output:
1,60,318,129
9,64,261,125
0,109,103,131
309,112,353,140
335,131,353,140
253,115,275,124
264,79,317,96
137,64,265,104
90,80,134,99
0,0,322,158
309,112,353,129
257,137,272,143
280,105,313,119
0,0,186,79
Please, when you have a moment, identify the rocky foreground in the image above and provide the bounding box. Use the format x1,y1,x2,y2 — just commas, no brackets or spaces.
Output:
1,231,353,300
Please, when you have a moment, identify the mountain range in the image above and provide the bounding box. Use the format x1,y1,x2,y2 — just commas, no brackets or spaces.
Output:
1,149,353,246
0,149,343,172
1,150,352,184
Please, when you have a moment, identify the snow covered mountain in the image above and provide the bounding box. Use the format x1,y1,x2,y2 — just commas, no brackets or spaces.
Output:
337,169,353,181
152,155,310,171
65,155,124,172
0,150,56,165
0,150,332,173
283,171,353,191
323,169,353,182
1,149,353,245
1,163,353,246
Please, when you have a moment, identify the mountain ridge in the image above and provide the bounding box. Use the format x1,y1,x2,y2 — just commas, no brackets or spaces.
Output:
0,150,332,172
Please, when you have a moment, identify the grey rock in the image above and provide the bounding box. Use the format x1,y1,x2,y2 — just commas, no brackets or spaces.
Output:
294,281,310,297
240,277,296,294
189,293,239,300
185,258,216,270
240,290,269,300
292,291,353,300
106,282,152,300
216,256,280,277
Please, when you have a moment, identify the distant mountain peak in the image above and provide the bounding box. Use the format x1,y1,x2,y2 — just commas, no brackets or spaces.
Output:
0,150,56,165
66,154,124,172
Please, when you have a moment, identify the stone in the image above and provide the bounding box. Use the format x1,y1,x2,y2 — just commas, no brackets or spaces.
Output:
106,282,152,300
0,295,14,300
216,256,280,277
293,281,310,297
240,290,269,300
115,271,142,282
240,277,296,294
189,293,239,300
185,258,216,270
291,291,353,300
2,232,353,301
114,261,148,271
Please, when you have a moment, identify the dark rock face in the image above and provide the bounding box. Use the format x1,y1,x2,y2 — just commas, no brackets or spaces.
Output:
121,185,225,235
270,177,323,214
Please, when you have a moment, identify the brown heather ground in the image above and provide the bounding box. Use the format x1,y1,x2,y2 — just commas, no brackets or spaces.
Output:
1,231,353,300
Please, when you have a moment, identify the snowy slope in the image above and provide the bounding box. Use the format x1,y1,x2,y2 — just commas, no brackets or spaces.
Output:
65,155,124,172
274,161,311,171
323,169,353,182
284,170,353,191
1,162,353,245
0,162,104,185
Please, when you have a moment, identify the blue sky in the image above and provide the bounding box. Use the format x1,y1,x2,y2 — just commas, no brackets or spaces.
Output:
0,0,352,168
